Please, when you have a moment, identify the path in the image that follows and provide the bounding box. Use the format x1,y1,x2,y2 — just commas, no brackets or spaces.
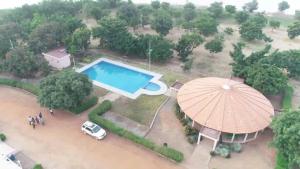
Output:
0,86,183,169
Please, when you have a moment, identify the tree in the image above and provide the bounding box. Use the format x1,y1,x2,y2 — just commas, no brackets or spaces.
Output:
195,14,218,36
269,20,281,31
235,11,249,24
269,50,300,77
117,2,140,28
138,5,153,27
287,22,300,39
225,5,236,14
136,34,173,62
0,23,22,57
243,0,258,13
239,16,272,42
28,22,66,53
224,27,234,35
161,2,170,10
278,1,290,12
38,71,93,110
230,42,247,77
66,27,91,56
151,1,160,9
151,9,173,36
83,2,110,20
204,35,224,56
245,64,287,94
175,33,204,61
271,110,300,168
4,47,49,78
92,16,136,54
183,3,197,22
107,0,120,8
295,10,300,20
207,2,223,18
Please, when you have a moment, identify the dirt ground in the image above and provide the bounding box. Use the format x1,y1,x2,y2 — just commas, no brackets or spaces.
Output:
209,129,276,169
0,86,183,169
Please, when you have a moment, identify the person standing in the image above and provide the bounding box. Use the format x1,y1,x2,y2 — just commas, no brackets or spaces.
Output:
27,116,32,125
31,117,36,129
35,116,40,124
39,112,42,119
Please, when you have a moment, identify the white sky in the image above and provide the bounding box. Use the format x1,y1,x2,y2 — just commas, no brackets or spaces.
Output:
0,0,299,14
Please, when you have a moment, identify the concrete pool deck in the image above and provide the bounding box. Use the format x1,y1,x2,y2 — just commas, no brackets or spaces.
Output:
76,58,168,99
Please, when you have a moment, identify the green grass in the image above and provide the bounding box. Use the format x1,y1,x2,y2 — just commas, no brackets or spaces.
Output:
69,96,98,114
112,95,166,126
0,78,39,95
282,85,294,110
88,105,184,162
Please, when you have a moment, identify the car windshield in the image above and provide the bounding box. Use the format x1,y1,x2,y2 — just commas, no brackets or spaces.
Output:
92,126,101,133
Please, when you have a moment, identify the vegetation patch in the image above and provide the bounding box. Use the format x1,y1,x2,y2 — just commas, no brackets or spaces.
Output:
275,152,288,169
282,85,293,110
88,103,184,162
69,96,98,114
33,164,43,169
0,133,6,141
0,78,39,95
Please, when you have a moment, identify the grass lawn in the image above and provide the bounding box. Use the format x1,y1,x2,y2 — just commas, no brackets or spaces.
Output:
111,95,167,126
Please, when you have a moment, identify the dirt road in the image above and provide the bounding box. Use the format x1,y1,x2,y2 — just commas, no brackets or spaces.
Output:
0,86,183,169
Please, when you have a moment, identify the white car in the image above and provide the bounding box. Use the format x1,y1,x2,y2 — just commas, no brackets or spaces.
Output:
81,121,107,140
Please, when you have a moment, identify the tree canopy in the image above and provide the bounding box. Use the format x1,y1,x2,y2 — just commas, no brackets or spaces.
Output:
278,1,290,12
269,20,281,30
195,14,218,36
66,27,91,57
183,3,197,22
3,47,49,78
287,21,300,39
243,0,258,13
271,110,300,168
204,35,224,55
235,11,249,24
117,2,140,28
225,5,236,14
151,1,160,9
175,33,204,61
38,71,93,110
151,9,173,36
207,2,223,18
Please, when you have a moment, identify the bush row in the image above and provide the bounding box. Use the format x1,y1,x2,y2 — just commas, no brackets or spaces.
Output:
70,96,99,114
88,102,184,162
0,78,39,95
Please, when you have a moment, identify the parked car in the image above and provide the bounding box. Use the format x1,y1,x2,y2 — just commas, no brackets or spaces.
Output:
81,121,106,140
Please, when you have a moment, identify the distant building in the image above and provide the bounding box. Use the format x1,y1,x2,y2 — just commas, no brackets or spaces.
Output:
42,47,71,69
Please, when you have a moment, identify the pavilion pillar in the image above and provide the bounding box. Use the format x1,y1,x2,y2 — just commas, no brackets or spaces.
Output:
184,114,187,119
243,133,248,143
213,140,218,150
197,132,202,144
254,131,259,139
192,120,195,127
231,134,235,143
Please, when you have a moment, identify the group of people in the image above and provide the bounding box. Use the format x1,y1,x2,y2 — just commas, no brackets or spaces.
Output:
27,109,54,129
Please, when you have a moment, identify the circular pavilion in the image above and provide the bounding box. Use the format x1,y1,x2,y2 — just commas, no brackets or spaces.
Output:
177,77,274,150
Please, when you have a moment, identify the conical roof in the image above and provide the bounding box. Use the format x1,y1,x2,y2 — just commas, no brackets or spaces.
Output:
177,77,274,134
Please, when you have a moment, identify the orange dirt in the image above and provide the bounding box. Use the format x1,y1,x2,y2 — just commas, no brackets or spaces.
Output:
0,86,184,169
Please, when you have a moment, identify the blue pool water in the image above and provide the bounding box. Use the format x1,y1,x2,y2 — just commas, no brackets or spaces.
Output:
82,61,154,93
144,82,160,91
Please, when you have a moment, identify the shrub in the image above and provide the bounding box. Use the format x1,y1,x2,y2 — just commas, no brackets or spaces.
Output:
282,85,293,110
230,143,242,153
180,118,188,126
70,96,98,114
184,125,197,136
0,133,6,141
224,27,234,35
187,135,197,144
90,100,112,116
88,108,184,162
33,164,43,169
175,103,184,119
181,58,194,72
215,146,231,158
0,78,39,95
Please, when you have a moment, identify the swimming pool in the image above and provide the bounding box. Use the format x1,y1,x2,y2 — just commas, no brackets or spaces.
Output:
76,58,167,99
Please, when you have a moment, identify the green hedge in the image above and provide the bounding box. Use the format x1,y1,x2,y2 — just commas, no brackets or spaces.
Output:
88,103,184,162
282,85,294,110
90,100,112,116
0,133,6,141
70,96,98,114
33,164,43,169
0,78,39,95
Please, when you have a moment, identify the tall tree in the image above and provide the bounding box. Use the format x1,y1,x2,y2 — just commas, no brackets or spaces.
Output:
287,22,300,39
117,2,140,28
225,5,236,14
175,33,204,61
138,5,153,27
92,16,136,54
278,1,290,12
151,0,160,9
38,71,93,110
183,3,197,22
207,2,223,18
66,27,91,57
195,14,218,36
235,11,249,24
271,110,300,168
243,0,258,13
4,47,49,78
269,20,281,31
151,9,173,36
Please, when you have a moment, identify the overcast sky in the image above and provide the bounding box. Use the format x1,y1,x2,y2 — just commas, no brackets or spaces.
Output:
0,0,299,14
